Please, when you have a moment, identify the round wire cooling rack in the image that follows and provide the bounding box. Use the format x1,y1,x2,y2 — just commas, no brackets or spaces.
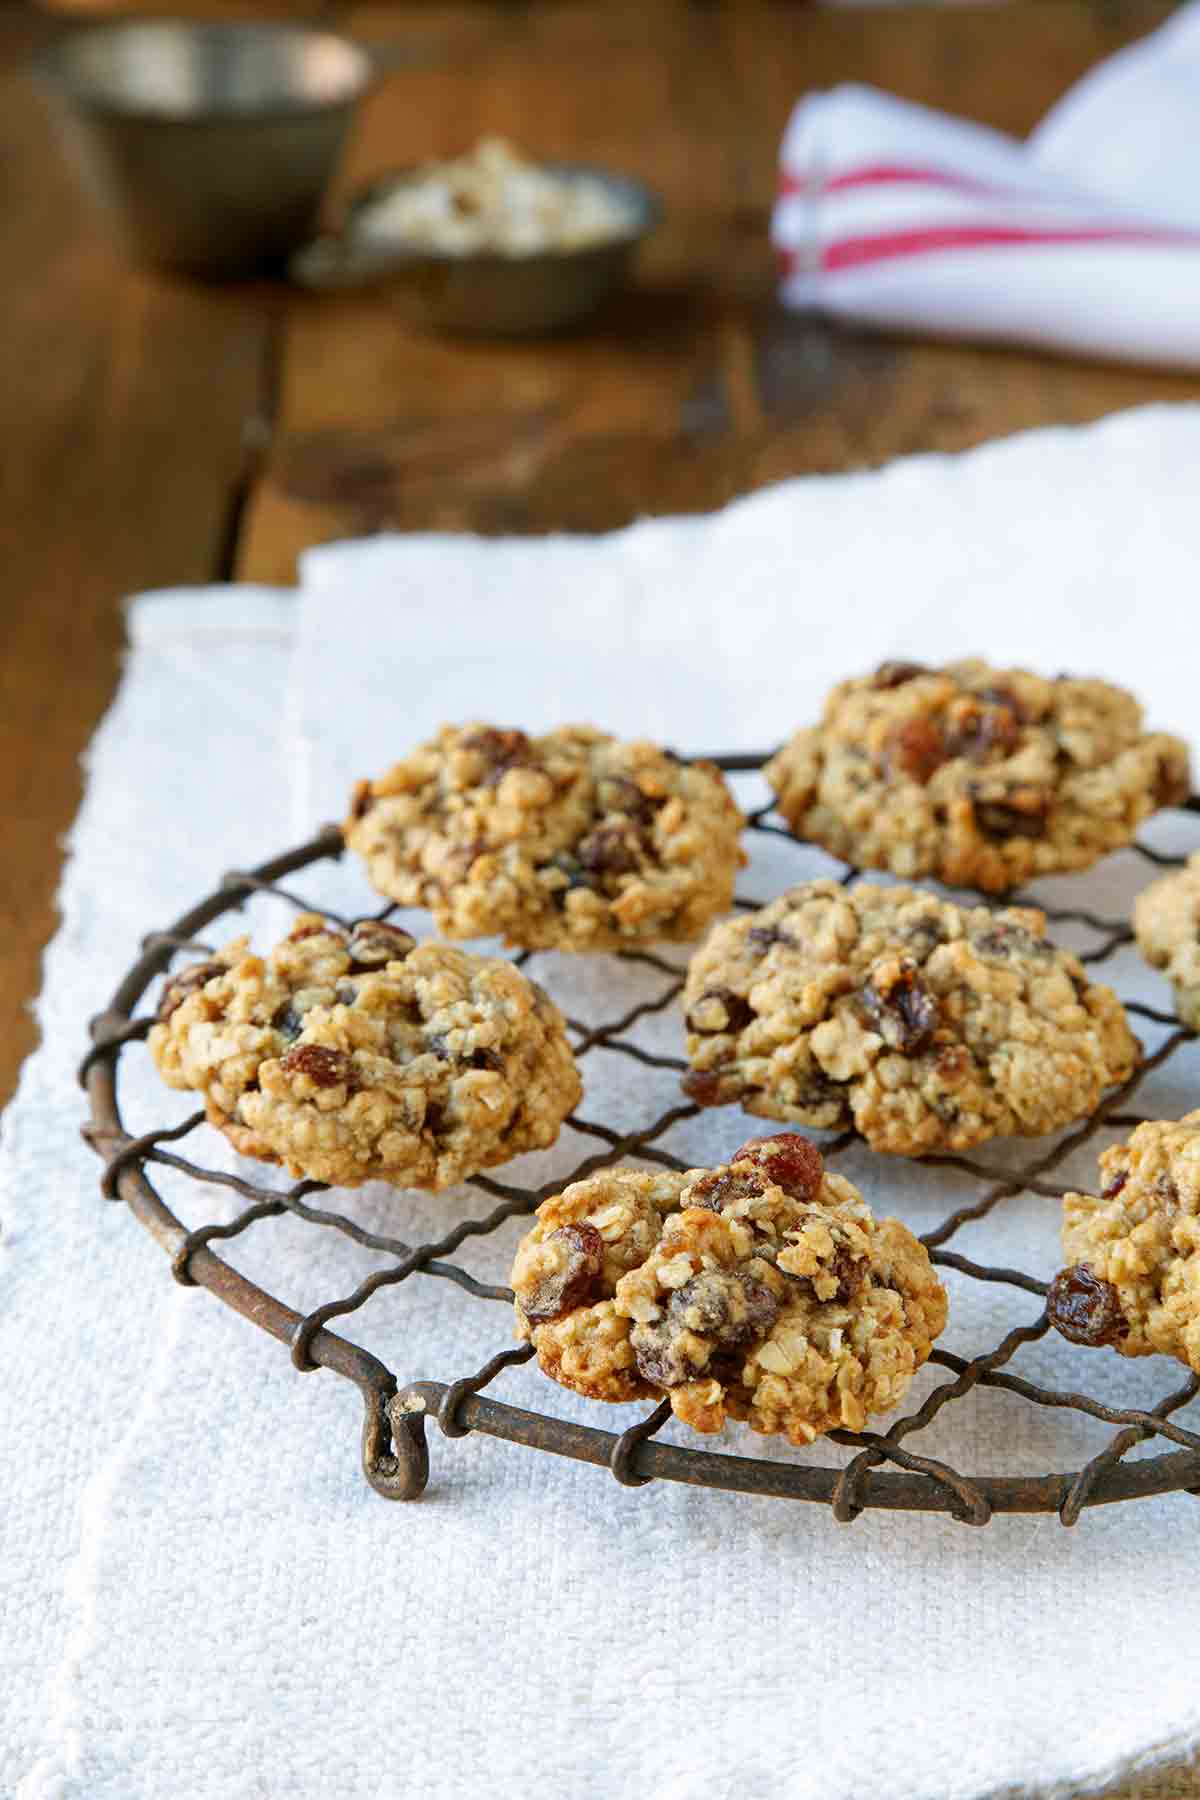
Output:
79,755,1200,1526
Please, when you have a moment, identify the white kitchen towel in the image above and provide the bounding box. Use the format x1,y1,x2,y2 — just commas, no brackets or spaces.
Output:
1,590,299,1798
6,404,1200,1800
773,1,1200,367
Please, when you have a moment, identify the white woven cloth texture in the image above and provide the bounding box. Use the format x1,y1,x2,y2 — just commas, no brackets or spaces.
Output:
773,0,1200,367
4,405,1200,1800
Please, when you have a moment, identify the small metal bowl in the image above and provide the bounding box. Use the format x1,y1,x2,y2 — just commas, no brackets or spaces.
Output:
291,164,662,336
35,21,374,277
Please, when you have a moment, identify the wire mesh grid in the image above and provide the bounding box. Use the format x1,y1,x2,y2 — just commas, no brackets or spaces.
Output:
79,755,1200,1525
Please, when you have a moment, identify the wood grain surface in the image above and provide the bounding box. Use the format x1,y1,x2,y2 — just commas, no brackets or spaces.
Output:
8,5,1200,1787
0,7,269,1106
239,0,1198,576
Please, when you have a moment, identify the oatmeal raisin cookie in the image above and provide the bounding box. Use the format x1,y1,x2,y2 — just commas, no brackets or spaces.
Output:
1049,1112,1200,1371
681,880,1138,1155
1133,852,1200,1030
345,723,745,951
149,914,581,1190
512,1132,948,1444
766,660,1189,893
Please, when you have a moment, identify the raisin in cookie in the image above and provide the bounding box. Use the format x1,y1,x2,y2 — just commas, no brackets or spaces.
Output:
681,881,1138,1156
345,723,745,951
766,660,1189,894
1048,1112,1200,1370
512,1133,947,1443
149,914,581,1191
1133,853,1200,1030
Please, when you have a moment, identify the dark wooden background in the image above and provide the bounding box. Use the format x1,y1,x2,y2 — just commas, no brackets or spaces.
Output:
3,0,1195,1108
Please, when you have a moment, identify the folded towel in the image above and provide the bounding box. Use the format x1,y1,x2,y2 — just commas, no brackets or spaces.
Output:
773,3,1200,367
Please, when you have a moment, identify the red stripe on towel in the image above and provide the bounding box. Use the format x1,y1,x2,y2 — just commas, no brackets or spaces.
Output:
777,222,1200,275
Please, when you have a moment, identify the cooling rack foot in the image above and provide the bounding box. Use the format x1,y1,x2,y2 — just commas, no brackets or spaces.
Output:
361,1385,430,1501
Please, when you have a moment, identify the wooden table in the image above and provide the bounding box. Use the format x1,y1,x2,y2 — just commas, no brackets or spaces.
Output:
6,9,1200,1790
4,0,1199,1127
